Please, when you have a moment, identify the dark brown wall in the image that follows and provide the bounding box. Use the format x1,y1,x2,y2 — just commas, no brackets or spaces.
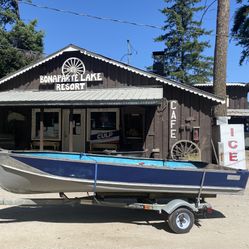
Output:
0,51,156,91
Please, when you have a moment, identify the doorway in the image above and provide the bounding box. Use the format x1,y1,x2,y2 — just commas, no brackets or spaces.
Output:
62,109,85,152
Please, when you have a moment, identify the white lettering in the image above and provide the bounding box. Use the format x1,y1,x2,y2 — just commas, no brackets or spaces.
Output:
85,74,91,81
171,100,177,109
171,110,176,120
97,131,113,140
170,101,177,140
55,83,61,91
80,83,85,90
97,73,102,81
170,129,176,139
170,119,176,129
54,83,87,91
74,83,80,91
65,83,70,90
70,84,75,90
39,60,104,85
40,76,44,83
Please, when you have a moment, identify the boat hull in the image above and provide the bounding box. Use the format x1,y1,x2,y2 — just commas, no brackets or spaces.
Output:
0,151,248,195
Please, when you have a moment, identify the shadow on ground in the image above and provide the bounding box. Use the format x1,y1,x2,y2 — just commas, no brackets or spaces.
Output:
0,204,226,233
0,205,172,232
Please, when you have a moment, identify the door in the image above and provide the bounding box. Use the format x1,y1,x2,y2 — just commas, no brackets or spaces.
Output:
62,109,85,152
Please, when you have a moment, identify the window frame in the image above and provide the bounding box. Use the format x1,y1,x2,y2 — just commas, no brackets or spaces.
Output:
31,108,61,141
87,108,120,141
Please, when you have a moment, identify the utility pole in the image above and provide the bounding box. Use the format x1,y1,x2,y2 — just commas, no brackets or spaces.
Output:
213,0,230,118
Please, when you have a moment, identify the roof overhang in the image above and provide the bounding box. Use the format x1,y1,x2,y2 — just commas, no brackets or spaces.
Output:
0,87,163,107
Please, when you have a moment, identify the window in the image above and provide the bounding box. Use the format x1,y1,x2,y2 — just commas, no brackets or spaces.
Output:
32,109,61,140
87,108,119,141
73,114,81,135
91,112,116,130
124,113,143,139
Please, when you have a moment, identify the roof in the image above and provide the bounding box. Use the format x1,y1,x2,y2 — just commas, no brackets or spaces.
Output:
227,109,249,117
195,82,249,87
0,87,163,106
0,44,225,104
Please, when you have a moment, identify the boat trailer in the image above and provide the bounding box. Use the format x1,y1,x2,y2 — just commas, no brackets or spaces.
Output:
2,191,212,234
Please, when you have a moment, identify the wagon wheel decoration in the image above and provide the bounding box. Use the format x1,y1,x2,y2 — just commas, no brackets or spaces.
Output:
62,57,85,76
171,140,201,161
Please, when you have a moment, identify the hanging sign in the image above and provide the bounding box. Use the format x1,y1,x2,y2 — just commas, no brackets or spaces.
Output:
39,57,103,91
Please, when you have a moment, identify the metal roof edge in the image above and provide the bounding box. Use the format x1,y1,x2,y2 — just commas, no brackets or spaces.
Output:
0,99,162,107
194,82,249,87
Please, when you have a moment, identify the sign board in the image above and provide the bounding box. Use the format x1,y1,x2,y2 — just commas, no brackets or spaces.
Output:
90,130,120,144
218,124,246,169
39,57,103,91
169,100,179,148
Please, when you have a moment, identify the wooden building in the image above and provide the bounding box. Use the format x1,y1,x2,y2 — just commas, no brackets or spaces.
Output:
0,44,224,162
195,83,249,147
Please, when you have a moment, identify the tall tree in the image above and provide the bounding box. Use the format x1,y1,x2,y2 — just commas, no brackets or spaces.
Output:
213,0,230,117
154,0,213,85
232,0,249,65
0,0,44,78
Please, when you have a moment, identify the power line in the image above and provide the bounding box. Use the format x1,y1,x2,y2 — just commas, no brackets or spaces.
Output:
19,0,162,30
18,0,247,40
12,0,249,44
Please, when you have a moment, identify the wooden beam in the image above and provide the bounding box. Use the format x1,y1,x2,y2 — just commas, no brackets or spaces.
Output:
69,108,73,152
39,108,44,151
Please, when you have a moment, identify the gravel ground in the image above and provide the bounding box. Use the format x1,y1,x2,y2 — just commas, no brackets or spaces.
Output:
0,159,248,249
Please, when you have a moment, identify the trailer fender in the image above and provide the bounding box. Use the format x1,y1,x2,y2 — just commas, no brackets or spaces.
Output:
161,199,198,215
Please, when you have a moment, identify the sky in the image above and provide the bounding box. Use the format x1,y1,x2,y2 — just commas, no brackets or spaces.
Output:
18,0,248,83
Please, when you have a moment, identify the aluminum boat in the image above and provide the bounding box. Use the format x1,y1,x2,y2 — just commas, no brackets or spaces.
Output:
0,150,248,196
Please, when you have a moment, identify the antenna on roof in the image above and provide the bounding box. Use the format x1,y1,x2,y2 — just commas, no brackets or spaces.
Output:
120,40,138,65
127,40,131,65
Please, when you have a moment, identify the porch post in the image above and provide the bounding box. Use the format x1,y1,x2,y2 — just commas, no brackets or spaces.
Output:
69,108,73,152
39,107,44,151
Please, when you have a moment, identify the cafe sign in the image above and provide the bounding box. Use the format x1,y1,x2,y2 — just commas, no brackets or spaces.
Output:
39,57,103,91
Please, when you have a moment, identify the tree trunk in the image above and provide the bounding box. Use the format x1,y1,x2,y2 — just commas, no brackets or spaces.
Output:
213,0,230,117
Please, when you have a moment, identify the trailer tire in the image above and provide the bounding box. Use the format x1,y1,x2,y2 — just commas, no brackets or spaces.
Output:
168,208,195,234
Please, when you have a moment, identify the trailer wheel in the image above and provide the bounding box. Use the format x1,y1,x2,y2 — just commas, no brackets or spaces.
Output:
168,208,195,234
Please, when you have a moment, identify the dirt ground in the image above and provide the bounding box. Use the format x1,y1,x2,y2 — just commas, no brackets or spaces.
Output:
0,160,249,249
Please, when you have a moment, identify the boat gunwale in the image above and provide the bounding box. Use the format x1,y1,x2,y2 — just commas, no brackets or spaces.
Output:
5,150,243,174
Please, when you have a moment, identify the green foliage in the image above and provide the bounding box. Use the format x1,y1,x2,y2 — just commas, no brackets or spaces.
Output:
154,0,213,84
0,0,19,27
232,1,249,65
0,0,44,78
